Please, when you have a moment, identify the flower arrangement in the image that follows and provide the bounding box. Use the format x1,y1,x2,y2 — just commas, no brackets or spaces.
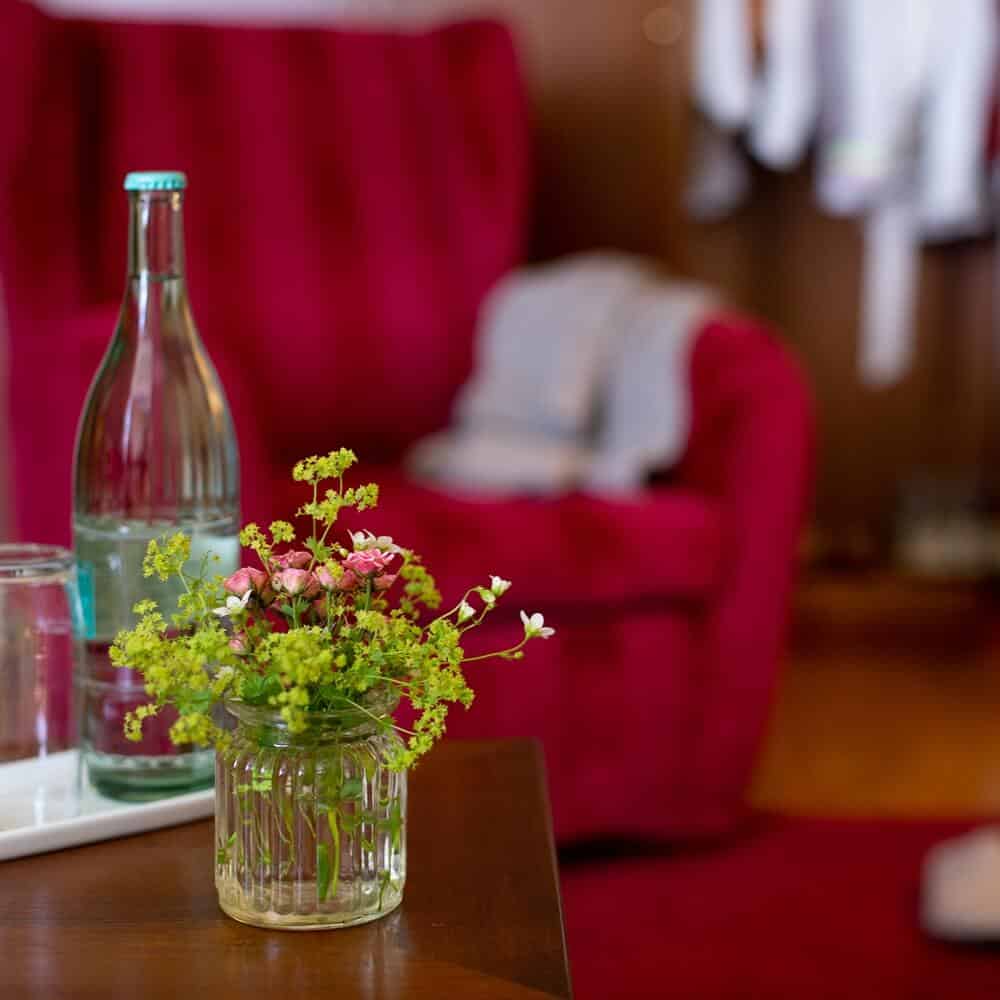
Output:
112,448,553,771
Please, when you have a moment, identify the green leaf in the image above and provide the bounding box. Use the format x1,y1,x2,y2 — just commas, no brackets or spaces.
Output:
340,777,363,801
240,673,282,705
317,843,331,902
389,800,403,852
314,684,343,708
377,870,392,910
304,537,331,563
177,689,214,716
278,603,294,616
377,800,404,852
216,831,237,865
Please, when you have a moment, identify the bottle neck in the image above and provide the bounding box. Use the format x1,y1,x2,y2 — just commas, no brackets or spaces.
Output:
127,190,186,281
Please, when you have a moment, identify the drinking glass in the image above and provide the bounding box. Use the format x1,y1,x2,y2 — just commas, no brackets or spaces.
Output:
0,545,82,762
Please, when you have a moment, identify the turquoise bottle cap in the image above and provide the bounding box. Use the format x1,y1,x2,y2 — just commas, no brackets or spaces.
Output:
123,171,188,192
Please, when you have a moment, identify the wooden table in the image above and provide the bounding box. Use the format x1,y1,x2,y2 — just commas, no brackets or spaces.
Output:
1,741,572,999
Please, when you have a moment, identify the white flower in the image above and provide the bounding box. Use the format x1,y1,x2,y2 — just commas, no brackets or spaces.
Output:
490,575,512,596
351,530,375,549
351,529,403,555
457,600,476,623
213,591,251,618
520,610,555,639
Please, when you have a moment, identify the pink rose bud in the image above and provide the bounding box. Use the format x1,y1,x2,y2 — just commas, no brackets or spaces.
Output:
224,566,269,597
374,573,397,592
272,568,320,599
343,549,394,578
335,570,358,593
229,632,249,655
270,550,312,571
315,565,338,590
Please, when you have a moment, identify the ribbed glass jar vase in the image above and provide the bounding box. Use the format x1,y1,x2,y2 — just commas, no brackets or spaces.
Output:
214,690,406,930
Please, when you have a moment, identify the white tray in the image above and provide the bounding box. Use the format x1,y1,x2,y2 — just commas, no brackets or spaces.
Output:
0,750,214,861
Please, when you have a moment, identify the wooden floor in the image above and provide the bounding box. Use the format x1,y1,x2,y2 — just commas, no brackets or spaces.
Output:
749,572,1000,818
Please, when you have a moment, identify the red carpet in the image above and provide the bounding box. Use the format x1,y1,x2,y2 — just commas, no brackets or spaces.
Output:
561,816,1000,999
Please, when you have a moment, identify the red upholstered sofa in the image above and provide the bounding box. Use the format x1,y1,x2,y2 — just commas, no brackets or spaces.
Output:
0,2,811,854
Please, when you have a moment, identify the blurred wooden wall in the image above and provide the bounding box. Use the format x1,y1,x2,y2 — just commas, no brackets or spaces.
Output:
443,0,998,560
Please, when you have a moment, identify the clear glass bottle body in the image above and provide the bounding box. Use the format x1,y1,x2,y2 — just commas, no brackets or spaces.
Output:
215,694,407,930
73,183,240,800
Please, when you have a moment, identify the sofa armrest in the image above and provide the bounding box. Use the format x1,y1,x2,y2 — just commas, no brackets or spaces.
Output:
670,312,815,834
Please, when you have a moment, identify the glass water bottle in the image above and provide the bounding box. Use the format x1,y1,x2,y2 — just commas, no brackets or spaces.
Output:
73,171,240,800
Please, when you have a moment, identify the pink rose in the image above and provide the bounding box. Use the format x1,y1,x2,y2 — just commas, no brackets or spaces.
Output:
309,594,330,625
315,565,338,590
374,573,397,592
343,549,394,579
272,568,320,599
224,566,269,597
270,550,311,571
335,570,358,593
229,632,249,655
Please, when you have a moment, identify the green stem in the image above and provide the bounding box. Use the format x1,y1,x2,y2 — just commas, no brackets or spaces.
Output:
312,472,346,557
459,601,494,634
460,638,528,664
326,808,341,900
274,794,293,847
342,696,417,738
300,804,317,840
309,482,318,566
175,565,211,622
252,793,269,861
327,595,338,639
429,588,477,626
372,674,415,693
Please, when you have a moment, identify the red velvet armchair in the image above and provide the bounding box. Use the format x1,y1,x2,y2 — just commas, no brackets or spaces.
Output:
0,3,813,845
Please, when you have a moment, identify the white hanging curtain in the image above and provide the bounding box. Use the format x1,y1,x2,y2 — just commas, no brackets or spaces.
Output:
689,0,998,387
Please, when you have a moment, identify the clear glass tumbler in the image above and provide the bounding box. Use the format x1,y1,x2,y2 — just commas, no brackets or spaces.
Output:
0,545,82,763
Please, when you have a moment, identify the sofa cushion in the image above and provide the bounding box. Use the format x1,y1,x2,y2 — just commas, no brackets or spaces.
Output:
270,464,723,608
